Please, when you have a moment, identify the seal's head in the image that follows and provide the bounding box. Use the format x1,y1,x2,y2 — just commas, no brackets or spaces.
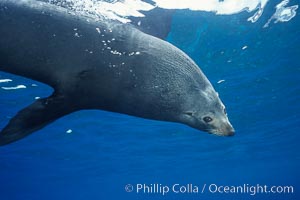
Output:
179,85,235,136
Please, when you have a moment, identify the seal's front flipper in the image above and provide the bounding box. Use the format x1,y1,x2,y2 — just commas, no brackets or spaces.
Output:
130,8,174,39
0,93,74,146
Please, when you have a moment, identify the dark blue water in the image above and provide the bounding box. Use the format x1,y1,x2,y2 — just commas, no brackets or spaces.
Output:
1,1,299,200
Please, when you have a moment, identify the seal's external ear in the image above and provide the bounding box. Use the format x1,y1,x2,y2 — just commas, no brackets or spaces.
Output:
184,111,195,116
0,92,75,146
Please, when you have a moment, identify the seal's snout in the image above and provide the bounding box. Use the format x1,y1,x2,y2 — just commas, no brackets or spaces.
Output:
225,129,235,136
223,124,235,136
211,121,235,136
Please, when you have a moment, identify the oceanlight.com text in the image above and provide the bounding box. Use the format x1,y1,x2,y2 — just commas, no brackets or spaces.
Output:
207,183,293,195
124,183,294,196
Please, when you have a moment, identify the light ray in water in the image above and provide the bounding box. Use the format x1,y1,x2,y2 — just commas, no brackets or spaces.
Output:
1,85,27,90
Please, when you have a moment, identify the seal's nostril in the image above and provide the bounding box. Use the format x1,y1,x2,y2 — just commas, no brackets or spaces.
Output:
225,124,235,136
223,125,235,136
227,131,235,136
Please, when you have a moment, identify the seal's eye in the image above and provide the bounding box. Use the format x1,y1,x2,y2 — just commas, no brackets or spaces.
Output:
203,116,213,123
224,108,227,115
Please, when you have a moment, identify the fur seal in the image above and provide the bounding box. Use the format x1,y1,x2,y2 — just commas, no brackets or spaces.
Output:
0,0,234,145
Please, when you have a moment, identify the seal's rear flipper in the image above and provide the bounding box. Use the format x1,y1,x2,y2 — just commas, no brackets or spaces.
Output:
0,93,74,146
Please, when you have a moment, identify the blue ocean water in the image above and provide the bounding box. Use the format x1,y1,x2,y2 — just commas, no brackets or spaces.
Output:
0,1,299,200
